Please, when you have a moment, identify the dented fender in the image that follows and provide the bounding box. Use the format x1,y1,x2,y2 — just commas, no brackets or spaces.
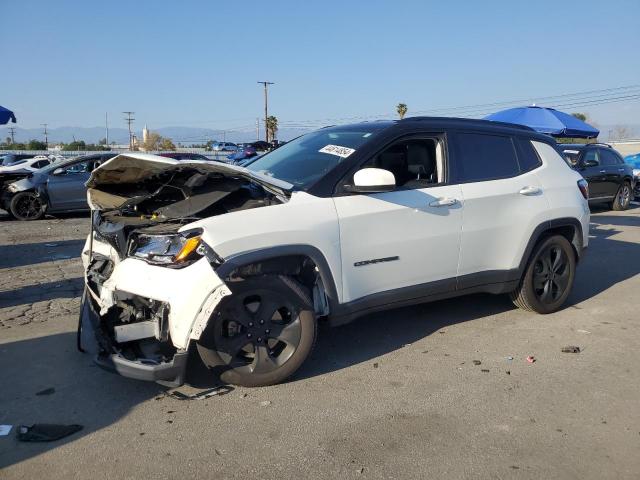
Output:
90,255,230,350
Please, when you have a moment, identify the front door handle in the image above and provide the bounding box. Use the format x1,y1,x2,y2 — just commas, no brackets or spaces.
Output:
519,186,542,196
599,169,606,174
618,168,625,172
429,197,458,207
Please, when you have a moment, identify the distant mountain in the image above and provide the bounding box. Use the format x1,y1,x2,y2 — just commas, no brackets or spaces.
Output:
0,125,312,145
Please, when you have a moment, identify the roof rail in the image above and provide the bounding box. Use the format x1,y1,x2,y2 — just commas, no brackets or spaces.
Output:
586,142,612,148
399,116,536,132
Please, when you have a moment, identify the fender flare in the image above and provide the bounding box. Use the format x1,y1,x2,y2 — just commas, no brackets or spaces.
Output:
518,217,585,274
215,244,341,312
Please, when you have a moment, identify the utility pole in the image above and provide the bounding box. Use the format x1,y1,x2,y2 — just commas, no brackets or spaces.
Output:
105,112,109,146
256,118,260,141
123,111,135,150
41,124,48,149
8,127,16,144
257,81,274,142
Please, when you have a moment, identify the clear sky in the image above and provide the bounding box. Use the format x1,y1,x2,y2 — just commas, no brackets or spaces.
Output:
3,0,640,130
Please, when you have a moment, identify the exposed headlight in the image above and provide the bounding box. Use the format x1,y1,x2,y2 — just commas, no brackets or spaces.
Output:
633,168,640,178
128,229,223,268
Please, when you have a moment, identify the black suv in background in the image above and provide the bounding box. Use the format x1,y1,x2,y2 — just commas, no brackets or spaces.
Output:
560,143,635,210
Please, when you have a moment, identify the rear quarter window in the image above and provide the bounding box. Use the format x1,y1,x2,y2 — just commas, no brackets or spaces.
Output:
453,132,520,183
516,138,543,172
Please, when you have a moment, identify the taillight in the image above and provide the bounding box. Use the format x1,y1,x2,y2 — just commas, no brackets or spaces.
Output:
577,179,589,200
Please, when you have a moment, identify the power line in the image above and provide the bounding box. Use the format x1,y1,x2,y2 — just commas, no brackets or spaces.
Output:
123,111,135,150
41,123,48,148
258,81,274,142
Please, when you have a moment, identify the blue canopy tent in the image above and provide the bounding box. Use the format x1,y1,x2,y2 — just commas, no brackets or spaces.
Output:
0,105,17,125
484,106,599,138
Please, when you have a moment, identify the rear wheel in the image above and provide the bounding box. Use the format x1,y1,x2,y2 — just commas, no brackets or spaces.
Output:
9,192,46,221
197,275,317,387
611,182,632,211
510,235,575,314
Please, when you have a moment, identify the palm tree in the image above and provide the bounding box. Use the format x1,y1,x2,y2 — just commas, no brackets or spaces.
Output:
266,115,278,142
396,103,408,119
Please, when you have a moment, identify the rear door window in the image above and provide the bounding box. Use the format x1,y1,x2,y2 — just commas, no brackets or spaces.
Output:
454,132,520,183
600,149,620,166
582,150,599,166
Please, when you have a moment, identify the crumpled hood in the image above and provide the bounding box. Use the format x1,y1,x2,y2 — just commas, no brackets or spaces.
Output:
85,152,292,210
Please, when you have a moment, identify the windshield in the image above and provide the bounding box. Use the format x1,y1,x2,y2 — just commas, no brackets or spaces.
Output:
246,127,382,188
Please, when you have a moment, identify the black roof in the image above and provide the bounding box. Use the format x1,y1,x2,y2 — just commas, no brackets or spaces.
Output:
324,116,549,141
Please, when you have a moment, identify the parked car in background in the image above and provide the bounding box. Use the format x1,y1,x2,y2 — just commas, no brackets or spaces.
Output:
269,139,286,150
623,153,640,198
560,143,635,210
0,156,54,173
80,118,589,388
250,141,271,151
0,153,35,166
226,146,257,165
158,152,211,161
0,152,117,220
212,142,238,152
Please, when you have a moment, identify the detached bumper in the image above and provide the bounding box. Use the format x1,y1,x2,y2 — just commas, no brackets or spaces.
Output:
94,351,188,387
79,287,189,387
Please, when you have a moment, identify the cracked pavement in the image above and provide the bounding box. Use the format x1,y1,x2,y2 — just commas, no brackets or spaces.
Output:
1,207,639,479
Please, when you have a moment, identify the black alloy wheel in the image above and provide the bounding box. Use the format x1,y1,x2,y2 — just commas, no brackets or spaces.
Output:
197,275,316,387
510,235,576,314
531,244,571,304
9,192,46,221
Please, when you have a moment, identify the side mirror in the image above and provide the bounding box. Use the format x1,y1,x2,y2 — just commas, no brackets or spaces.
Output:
583,160,598,168
348,168,396,193
53,167,65,175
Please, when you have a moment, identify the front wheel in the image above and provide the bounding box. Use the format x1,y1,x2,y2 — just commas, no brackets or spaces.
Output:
611,182,632,211
9,191,46,221
197,275,317,387
510,235,576,314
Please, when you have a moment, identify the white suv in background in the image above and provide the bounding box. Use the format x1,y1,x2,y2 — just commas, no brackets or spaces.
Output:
79,117,590,387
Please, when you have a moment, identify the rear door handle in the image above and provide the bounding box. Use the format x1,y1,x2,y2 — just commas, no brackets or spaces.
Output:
599,169,606,174
618,168,625,172
519,186,542,196
429,197,458,207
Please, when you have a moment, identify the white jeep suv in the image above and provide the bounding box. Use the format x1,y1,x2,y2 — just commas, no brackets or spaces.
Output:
79,117,590,387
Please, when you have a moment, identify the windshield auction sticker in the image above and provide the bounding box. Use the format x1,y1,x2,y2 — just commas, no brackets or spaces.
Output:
319,144,356,158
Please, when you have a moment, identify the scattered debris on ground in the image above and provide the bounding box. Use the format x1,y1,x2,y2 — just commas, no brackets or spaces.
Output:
260,400,272,407
373,362,379,368
167,385,233,401
561,346,581,353
17,424,83,442
526,356,536,363
473,360,481,365
481,369,490,373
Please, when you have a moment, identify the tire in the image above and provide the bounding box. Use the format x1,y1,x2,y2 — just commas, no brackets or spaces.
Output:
9,191,46,221
612,182,632,211
196,275,317,387
510,235,576,314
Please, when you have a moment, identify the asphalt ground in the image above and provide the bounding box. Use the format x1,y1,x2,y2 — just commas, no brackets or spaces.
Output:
1,205,639,479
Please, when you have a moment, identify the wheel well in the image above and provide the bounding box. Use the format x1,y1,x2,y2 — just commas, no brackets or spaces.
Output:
543,225,580,262
223,255,330,317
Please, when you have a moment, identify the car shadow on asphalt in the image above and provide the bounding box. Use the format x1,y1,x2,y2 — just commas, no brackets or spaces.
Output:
0,278,84,308
295,293,514,382
0,239,85,269
0,332,164,470
566,213,640,305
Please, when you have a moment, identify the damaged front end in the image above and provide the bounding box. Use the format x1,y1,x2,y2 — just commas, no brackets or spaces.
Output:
79,153,290,386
